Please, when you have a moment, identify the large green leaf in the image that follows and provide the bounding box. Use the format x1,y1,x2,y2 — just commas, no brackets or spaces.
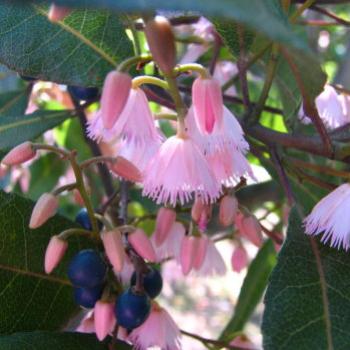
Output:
0,332,132,349
262,208,350,350
0,3,133,86
16,0,309,53
0,110,73,151
219,240,276,341
0,190,87,333
0,90,29,116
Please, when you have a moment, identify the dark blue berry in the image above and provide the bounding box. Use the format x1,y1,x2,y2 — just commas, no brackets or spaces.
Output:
68,249,107,288
131,267,163,299
115,288,151,330
68,85,99,102
74,285,103,308
75,208,103,231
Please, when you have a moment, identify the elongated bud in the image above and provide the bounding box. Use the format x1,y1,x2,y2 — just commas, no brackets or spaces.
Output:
30,193,58,229
241,215,263,247
144,16,176,74
94,301,116,341
192,77,223,134
193,236,208,270
180,236,198,275
128,229,157,262
219,195,238,227
2,142,36,166
110,156,142,183
154,207,176,246
44,235,68,273
191,196,212,223
231,245,248,273
101,71,132,129
48,4,72,22
101,229,125,273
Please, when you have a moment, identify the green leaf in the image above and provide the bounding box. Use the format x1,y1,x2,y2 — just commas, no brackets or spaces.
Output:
0,4,133,86
0,90,29,116
0,332,132,349
0,110,73,151
17,0,309,53
262,208,350,350
0,190,85,333
219,240,276,341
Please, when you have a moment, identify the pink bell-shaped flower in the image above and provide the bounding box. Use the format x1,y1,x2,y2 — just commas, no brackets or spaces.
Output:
153,207,176,246
48,4,72,22
143,133,221,206
110,156,142,183
101,229,125,272
29,193,58,229
196,239,226,276
44,235,68,274
179,236,198,275
76,311,95,334
2,142,36,166
192,76,223,134
304,183,350,250
191,195,212,226
100,71,132,129
129,302,181,350
219,195,238,227
128,229,157,262
231,244,248,273
94,301,116,341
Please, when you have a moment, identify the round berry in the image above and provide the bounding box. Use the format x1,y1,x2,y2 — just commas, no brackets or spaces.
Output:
75,208,103,231
68,249,107,288
74,285,103,309
68,85,99,102
115,288,151,330
131,267,163,299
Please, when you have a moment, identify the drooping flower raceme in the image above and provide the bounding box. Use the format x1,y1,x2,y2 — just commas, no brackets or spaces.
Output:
304,183,350,250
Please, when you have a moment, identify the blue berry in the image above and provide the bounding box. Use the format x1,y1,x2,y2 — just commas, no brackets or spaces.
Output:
115,288,151,330
68,249,107,288
75,208,103,231
68,85,99,102
74,285,103,308
131,267,163,299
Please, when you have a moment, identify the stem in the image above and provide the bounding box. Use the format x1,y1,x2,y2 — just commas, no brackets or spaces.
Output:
174,63,209,78
132,76,169,90
310,5,350,26
52,182,77,196
290,0,316,23
58,228,93,240
154,113,178,121
33,143,69,158
126,15,142,56
117,54,152,72
80,156,117,169
94,213,113,231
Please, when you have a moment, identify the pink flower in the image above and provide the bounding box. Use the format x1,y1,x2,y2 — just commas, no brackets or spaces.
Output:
142,134,221,206
152,221,185,262
191,195,212,231
196,239,226,276
235,212,263,247
192,235,209,270
44,235,68,274
94,301,116,341
88,88,160,146
304,183,350,250
116,254,135,285
29,193,58,229
129,302,181,350
219,195,238,227
101,229,125,273
192,76,223,134
100,71,132,129
179,236,198,275
48,4,71,22
76,311,95,334
231,244,248,273
153,207,177,246
128,229,157,262
2,142,36,166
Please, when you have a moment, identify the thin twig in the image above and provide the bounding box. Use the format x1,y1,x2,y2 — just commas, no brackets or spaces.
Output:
310,4,350,26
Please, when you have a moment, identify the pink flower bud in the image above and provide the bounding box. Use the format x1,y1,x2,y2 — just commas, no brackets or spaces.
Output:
241,215,263,247
191,196,212,223
76,311,95,334
101,71,132,129
101,229,125,273
144,16,176,74
193,236,208,270
29,193,58,229
128,229,157,262
44,235,68,274
154,207,176,246
2,142,36,166
180,236,198,275
192,77,223,134
94,301,116,341
110,156,142,183
48,4,72,22
219,195,238,227
231,245,248,273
